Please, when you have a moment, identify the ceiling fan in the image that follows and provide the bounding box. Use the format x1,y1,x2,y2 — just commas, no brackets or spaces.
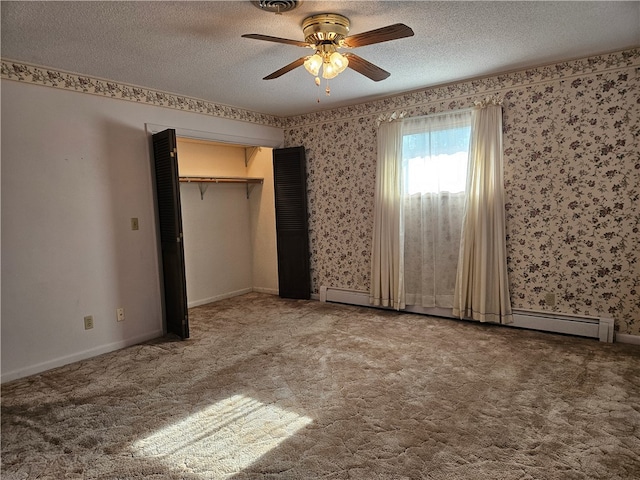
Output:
242,13,414,84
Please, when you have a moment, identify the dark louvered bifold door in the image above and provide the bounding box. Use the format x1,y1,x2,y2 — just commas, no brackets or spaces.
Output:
152,129,189,339
273,146,311,299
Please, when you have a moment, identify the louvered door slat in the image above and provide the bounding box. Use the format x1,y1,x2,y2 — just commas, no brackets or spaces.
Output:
273,146,311,299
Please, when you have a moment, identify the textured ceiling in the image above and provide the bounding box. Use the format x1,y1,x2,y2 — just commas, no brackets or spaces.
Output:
2,1,639,117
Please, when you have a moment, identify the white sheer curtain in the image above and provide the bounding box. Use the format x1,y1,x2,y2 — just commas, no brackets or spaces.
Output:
370,118,405,310
453,103,513,324
370,104,512,322
403,111,472,308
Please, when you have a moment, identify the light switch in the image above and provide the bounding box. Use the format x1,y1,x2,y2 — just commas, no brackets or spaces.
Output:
131,218,139,230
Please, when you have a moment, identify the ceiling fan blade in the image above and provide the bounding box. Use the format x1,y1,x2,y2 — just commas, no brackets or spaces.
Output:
344,54,390,82
342,23,414,48
263,57,307,80
241,33,310,48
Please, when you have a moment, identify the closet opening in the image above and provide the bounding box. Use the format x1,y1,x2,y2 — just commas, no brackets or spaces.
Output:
176,137,279,312
150,124,282,338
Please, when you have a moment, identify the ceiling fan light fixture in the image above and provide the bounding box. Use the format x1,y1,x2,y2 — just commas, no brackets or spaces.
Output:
329,51,348,74
303,54,322,76
321,60,339,80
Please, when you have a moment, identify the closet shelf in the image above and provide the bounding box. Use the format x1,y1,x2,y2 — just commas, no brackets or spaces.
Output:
179,176,264,184
179,176,264,199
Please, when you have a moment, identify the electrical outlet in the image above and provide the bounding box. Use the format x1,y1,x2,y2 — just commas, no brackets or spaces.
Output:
84,315,94,330
116,307,125,322
545,292,556,307
131,218,139,231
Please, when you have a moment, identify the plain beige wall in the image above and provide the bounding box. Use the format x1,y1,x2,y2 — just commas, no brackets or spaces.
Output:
247,147,278,295
177,138,246,177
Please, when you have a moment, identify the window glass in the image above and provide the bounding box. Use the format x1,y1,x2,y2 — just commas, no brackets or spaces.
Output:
402,125,471,194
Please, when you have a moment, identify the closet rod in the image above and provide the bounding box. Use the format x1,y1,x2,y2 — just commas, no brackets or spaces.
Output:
179,176,263,184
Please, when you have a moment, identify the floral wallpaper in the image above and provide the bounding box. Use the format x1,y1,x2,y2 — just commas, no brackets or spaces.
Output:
502,71,639,335
284,49,640,336
0,60,282,127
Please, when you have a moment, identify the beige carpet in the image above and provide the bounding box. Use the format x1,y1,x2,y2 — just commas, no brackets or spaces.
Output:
2,293,639,479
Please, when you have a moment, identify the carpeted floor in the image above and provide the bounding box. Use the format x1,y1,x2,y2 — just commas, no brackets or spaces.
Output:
2,293,639,479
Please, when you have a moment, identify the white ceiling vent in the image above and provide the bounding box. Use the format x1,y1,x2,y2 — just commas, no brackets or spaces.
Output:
251,1,300,14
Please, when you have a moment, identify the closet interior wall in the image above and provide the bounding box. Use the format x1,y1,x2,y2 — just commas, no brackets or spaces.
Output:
177,138,278,307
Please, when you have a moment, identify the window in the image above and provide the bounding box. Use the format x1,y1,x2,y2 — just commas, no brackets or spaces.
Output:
402,118,471,195
401,111,472,308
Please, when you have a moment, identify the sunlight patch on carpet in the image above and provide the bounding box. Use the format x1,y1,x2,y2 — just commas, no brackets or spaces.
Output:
132,394,312,477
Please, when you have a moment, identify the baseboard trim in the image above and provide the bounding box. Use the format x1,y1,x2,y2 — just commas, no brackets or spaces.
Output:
615,333,640,345
1,329,164,384
188,288,253,308
319,285,626,343
252,287,279,295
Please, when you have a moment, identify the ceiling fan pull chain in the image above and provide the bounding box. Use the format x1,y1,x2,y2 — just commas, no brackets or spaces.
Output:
315,77,321,103
325,79,331,96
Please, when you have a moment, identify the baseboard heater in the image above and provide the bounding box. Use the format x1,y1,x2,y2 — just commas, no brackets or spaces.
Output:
319,286,614,343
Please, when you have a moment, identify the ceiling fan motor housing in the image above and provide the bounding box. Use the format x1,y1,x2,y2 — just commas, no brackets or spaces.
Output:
302,14,350,44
